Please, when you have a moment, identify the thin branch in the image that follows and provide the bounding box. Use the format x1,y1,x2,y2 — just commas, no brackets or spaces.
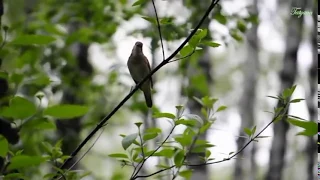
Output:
56,126,106,180
151,0,165,61
134,102,290,179
131,125,177,179
55,0,220,175
168,48,196,64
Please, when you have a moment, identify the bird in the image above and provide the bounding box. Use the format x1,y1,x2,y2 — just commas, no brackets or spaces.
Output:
127,41,153,108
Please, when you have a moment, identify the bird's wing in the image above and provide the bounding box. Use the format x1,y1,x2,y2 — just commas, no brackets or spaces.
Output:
144,55,153,88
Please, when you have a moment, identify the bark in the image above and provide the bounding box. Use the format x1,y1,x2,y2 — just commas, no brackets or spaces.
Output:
305,1,317,180
234,1,259,179
265,0,303,179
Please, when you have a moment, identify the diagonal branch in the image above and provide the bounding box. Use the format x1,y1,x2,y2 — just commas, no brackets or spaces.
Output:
55,0,220,176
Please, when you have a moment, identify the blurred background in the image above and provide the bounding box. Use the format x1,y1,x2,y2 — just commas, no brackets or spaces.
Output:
0,0,317,179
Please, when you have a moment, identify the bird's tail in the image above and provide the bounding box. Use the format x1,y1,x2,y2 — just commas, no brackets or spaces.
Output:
143,90,153,108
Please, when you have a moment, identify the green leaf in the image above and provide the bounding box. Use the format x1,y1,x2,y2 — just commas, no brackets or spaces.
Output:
251,126,256,135
132,0,145,6
7,155,46,170
175,119,198,127
189,29,207,47
121,133,138,150
230,30,243,41
200,121,213,134
154,148,175,158
143,132,158,141
174,149,185,167
0,136,8,157
174,134,193,147
141,16,156,24
160,17,174,25
11,35,56,45
267,95,280,100
216,105,227,112
0,71,8,79
290,98,304,103
145,127,162,134
43,104,89,119
201,96,218,108
244,128,252,137
108,153,129,159
0,96,37,119
287,118,317,136
215,12,227,25
179,169,193,179
202,41,221,48
180,44,194,57
205,150,211,159
153,112,175,119
237,20,247,33
135,122,143,128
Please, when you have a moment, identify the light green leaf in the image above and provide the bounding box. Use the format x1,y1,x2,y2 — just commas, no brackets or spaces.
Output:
122,133,138,150
108,153,129,159
216,105,227,112
0,96,36,119
132,0,145,6
179,169,193,179
11,35,56,45
143,132,158,141
180,44,194,57
202,41,221,48
154,148,175,158
43,105,89,119
153,112,175,119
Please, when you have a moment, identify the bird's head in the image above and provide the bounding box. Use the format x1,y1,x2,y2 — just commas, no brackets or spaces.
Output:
132,41,143,55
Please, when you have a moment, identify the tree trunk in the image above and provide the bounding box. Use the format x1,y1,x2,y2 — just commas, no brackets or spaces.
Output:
305,1,317,180
234,1,259,180
265,0,303,179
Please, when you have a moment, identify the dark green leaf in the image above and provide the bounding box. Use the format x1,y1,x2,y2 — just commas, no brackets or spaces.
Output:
0,136,8,157
215,13,227,25
287,118,317,136
141,16,156,24
237,20,247,33
122,133,138,150
174,149,185,167
290,98,305,103
43,104,89,119
135,122,143,128
7,155,46,170
11,35,56,45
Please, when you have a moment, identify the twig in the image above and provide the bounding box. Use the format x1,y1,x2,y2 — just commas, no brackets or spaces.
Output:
134,102,290,179
151,0,165,61
131,125,177,179
55,0,220,176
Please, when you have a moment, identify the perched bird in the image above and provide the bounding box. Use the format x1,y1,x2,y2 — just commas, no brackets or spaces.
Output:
127,41,153,108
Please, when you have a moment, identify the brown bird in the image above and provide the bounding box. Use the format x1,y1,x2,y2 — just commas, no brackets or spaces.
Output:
127,41,153,108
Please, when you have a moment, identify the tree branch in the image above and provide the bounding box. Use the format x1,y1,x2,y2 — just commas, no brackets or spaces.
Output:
55,0,220,177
